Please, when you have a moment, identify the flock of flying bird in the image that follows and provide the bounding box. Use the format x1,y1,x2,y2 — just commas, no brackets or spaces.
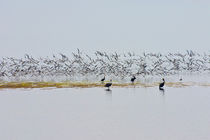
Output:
0,50,209,84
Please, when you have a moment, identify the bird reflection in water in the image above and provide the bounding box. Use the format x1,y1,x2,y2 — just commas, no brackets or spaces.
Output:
105,88,112,93
159,88,165,95
105,88,112,102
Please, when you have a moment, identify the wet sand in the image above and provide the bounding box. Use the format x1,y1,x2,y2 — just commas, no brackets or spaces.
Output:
0,87,210,140
1,81,210,88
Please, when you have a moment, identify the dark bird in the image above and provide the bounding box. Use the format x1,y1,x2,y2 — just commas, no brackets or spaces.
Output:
101,76,105,83
159,78,165,90
131,76,136,83
105,80,112,90
179,77,182,81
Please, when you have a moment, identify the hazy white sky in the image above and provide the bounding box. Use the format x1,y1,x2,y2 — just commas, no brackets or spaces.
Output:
0,0,210,57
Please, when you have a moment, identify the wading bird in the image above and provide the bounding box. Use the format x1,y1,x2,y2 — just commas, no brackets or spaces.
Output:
101,76,105,83
159,78,165,90
131,76,136,83
105,80,112,90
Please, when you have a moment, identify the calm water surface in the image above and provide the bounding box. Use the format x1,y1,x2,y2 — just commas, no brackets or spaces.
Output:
0,87,210,140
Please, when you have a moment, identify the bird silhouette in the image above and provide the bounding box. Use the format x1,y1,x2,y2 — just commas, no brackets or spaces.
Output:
131,76,136,83
101,76,105,83
159,78,165,90
105,80,112,90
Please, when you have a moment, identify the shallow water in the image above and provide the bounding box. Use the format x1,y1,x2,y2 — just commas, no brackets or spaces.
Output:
0,87,210,140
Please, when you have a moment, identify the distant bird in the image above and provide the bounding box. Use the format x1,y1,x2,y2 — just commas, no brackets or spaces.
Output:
105,80,112,90
179,77,182,81
159,78,165,90
131,76,136,83
101,76,105,83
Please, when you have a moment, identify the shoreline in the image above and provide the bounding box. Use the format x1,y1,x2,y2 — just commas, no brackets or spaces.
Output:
0,81,210,89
